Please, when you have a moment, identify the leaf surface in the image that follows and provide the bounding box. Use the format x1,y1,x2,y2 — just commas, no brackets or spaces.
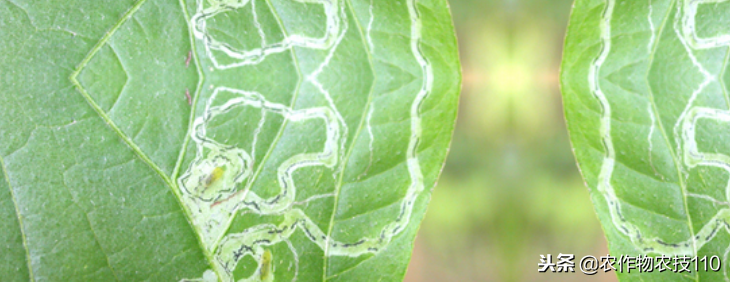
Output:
0,0,460,281
562,0,730,280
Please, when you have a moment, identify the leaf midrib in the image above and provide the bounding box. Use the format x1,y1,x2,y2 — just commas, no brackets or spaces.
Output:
640,0,698,267
323,0,378,280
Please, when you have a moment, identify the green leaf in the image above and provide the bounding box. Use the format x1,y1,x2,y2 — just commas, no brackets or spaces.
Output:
562,0,730,280
0,0,460,281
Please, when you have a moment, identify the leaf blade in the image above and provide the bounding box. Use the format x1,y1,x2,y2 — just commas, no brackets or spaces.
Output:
563,0,730,280
0,0,460,281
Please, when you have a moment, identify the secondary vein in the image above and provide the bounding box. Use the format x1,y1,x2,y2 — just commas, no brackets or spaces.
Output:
323,0,377,279
0,153,35,282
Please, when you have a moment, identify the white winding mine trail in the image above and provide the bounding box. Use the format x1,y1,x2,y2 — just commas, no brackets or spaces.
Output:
177,0,434,281
592,1,730,277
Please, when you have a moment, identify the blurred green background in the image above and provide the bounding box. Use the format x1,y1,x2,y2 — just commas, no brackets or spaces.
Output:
404,0,617,281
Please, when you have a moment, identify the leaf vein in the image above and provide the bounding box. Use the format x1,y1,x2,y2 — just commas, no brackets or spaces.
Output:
0,153,35,282
81,209,121,282
643,2,699,268
323,0,378,278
